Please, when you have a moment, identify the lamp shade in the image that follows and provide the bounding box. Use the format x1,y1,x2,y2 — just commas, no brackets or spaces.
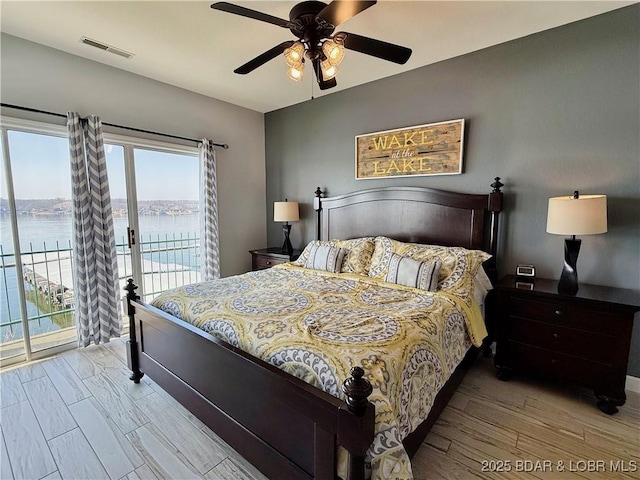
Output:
274,201,299,222
546,194,607,236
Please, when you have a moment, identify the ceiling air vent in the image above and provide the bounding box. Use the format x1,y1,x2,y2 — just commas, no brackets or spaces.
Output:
80,37,134,59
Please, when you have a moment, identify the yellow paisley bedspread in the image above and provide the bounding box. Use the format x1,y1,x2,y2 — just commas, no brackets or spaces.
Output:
151,264,484,480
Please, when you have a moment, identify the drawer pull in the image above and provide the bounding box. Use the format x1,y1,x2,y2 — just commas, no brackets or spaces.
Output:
554,310,563,316
551,358,558,364
265,261,272,265
553,333,560,339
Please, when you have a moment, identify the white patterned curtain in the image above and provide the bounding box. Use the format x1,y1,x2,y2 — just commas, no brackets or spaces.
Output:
199,139,220,280
67,112,121,347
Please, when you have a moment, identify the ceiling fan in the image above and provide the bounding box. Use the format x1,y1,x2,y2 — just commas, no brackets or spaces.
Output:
210,1,412,90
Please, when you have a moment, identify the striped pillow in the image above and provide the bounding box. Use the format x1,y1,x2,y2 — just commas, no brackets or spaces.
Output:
385,254,441,291
294,238,375,276
304,244,347,273
369,237,491,303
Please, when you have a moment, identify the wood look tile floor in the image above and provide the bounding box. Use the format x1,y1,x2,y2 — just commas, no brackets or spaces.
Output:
1,338,638,480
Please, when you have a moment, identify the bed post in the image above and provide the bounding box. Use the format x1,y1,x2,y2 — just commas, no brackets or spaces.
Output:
339,367,375,480
486,177,504,284
483,178,504,357
314,186,323,241
124,279,144,383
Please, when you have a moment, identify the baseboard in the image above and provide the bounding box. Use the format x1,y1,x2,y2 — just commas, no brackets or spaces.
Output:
626,375,640,394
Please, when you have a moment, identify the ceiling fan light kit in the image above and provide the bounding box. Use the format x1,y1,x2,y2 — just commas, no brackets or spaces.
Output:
210,0,412,90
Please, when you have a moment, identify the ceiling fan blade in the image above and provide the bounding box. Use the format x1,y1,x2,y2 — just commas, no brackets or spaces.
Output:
312,59,338,90
211,2,292,28
317,1,376,28
339,31,412,64
234,41,294,75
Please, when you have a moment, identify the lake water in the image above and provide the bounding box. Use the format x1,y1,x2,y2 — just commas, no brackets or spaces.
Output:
0,213,199,343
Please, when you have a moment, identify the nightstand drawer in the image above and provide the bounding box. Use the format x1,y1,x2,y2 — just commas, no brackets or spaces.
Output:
250,248,301,272
509,296,617,334
506,316,615,361
252,254,286,270
506,341,611,387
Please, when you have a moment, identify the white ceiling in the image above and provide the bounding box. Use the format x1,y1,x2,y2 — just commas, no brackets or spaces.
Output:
1,1,634,113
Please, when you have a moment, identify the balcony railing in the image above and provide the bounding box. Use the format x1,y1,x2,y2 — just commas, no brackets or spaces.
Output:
0,233,200,356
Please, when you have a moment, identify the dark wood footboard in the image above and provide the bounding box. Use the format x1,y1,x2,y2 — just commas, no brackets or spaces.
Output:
125,281,374,480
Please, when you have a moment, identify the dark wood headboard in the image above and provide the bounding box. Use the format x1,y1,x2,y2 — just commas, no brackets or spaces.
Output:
314,178,504,280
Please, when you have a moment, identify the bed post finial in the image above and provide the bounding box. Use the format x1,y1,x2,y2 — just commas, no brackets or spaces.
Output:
124,279,144,384
314,187,323,241
342,367,373,414
491,176,504,193
125,278,139,307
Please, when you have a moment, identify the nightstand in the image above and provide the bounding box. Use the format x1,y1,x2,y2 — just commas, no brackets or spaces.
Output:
250,247,301,271
494,275,640,414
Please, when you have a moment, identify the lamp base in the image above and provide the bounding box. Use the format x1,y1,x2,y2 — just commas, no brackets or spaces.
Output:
558,238,581,295
281,223,293,255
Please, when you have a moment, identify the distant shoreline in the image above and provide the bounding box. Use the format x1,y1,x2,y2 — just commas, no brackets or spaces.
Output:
0,212,199,216
0,198,200,217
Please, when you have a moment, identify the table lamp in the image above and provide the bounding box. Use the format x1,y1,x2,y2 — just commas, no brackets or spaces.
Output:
546,191,607,295
274,199,299,255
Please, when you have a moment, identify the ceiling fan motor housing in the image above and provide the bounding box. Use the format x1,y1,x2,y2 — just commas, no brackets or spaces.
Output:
289,1,335,60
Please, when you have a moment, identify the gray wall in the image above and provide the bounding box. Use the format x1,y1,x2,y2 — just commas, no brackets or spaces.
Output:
265,7,640,374
1,34,266,277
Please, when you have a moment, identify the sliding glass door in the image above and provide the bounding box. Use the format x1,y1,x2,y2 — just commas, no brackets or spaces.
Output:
1,127,75,361
0,119,199,365
105,144,201,303
130,147,201,301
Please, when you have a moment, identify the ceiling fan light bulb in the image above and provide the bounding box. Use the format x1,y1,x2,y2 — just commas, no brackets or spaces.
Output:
284,41,305,67
322,40,345,66
287,64,304,82
320,59,338,80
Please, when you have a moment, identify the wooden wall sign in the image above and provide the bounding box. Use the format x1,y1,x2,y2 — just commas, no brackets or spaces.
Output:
355,119,465,179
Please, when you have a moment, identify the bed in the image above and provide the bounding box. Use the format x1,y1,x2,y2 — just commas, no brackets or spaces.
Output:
124,179,504,480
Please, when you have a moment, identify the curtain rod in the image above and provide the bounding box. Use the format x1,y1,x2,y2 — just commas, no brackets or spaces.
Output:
0,103,229,149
